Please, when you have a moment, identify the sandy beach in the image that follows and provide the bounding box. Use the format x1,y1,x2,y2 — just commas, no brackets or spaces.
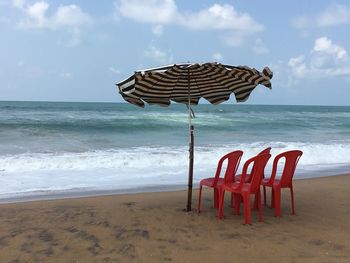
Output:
0,174,350,263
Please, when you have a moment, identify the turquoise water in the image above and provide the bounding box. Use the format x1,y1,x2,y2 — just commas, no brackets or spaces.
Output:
0,101,350,199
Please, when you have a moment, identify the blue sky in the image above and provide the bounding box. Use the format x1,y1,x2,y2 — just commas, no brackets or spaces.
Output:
1,0,350,105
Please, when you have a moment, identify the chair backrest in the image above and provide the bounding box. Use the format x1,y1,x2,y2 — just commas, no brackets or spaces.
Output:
275,150,303,187
239,153,271,192
215,150,243,186
258,147,272,156
246,147,271,181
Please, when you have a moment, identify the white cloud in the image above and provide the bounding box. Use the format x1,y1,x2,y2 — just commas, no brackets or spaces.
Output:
115,0,177,24
179,4,263,32
288,55,307,78
212,52,223,61
13,0,92,29
292,4,350,29
114,0,264,46
19,1,49,29
51,5,91,28
144,45,173,65
12,1,91,47
288,37,350,79
313,37,347,60
151,24,163,36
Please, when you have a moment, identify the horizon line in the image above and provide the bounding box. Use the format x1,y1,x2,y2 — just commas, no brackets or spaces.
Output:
0,100,349,107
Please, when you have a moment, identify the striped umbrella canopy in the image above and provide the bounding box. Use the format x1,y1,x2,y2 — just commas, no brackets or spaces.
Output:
116,62,273,211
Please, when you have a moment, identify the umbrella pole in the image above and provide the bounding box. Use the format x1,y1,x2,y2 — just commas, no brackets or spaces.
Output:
186,70,194,212
187,123,194,212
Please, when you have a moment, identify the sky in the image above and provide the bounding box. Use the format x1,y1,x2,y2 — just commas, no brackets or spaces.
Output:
0,0,350,106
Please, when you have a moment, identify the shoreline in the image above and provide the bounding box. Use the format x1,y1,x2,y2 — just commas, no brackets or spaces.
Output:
1,173,349,205
0,184,187,204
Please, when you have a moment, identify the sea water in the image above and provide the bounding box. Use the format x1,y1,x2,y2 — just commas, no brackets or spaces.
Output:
0,101,350,200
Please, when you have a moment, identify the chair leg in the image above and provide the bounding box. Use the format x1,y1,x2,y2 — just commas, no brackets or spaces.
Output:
218,189,225,219
290,186,295,215
214,188,219,208
253,191,259,210
197,184,203,213
263,186,267,206
273,186,281,217
258,189,262,222
271,188,275,208
234,193,241,215
243,192,251,225
230,193,235,208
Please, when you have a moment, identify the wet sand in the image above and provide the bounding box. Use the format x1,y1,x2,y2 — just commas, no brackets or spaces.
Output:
0,174,350,262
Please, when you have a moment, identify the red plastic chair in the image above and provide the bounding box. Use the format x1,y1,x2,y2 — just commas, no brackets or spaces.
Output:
218,153,271,225
261,150,303,217
197,150,243,213
233,147,271,209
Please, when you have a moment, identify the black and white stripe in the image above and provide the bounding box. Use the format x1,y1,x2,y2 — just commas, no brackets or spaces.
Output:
117,62,272,107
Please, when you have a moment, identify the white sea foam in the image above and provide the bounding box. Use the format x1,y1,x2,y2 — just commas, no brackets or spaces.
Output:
1,141,350,198
1,142,350,171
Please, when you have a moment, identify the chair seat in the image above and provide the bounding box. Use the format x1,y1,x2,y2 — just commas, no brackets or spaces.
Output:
222,182,252,193
235,174,251,183
200,177,224,187
261,178,280,186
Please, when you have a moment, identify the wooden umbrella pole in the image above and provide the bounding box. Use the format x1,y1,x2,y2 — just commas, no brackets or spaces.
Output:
187,124,194,212
186,68,194,212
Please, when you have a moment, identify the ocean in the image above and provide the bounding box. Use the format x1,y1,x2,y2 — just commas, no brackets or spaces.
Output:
0,101,350,201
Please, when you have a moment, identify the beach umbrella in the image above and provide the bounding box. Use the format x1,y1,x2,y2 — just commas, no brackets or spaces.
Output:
116,62,273,211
